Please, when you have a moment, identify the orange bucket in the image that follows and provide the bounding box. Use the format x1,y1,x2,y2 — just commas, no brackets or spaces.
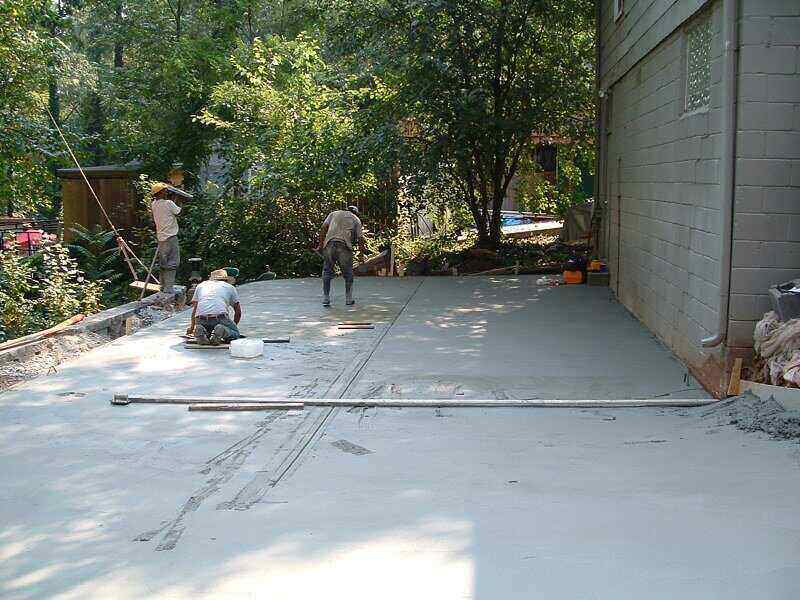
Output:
563,270,583,284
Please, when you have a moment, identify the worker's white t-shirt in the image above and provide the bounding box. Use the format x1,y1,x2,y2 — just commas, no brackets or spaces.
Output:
152,199,181,241
193,280,240,317
323,210,362,250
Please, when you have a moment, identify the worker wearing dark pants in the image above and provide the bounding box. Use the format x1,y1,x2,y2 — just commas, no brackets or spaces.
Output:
194,313,240,344
322,241,354,304
317,206,366,306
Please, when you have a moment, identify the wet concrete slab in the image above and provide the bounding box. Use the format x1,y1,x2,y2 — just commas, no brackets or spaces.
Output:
347,276,707,399
1,277,798,598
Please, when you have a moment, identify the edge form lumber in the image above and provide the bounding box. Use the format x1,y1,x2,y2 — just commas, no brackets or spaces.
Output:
0,314,85,353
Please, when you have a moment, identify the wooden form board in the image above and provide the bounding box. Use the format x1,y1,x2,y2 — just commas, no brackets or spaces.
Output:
130,280,161,292
184,343,229,349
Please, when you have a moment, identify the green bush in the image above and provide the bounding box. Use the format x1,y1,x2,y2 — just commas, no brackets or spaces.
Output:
68,225,130,307
0,243,103,341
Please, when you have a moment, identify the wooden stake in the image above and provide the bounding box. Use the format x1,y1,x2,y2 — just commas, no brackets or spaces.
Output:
727,357,743,397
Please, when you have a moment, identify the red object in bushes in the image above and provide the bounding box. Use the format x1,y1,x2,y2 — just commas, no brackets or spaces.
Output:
16,230,43,249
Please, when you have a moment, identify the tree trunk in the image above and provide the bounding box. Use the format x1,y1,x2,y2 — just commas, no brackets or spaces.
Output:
114,2,124,68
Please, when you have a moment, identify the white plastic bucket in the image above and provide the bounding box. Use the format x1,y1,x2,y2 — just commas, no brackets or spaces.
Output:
230,338,264,358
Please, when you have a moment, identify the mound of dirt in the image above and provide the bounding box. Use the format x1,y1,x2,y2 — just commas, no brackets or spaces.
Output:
699,392,800,440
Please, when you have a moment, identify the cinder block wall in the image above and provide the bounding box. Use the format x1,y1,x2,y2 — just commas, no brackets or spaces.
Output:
729,0,800,348
600,0,726,376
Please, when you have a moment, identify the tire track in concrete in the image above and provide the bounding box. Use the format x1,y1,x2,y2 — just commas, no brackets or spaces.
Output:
138,280,425,549
134,411,287,550
217,279,426,511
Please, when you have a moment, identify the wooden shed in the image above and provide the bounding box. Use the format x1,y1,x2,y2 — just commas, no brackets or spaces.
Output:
57,163,141,241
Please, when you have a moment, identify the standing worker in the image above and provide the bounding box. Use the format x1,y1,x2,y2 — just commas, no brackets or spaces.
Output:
186,268,243,345
150,181,181,294
317,205,366,307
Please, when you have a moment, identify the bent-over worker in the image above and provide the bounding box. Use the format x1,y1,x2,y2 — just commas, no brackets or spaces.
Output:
317,205,366,307
187,268,242,345
151,181,181,294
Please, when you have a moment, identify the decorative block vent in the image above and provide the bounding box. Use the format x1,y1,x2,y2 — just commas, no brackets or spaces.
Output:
685,16,713,112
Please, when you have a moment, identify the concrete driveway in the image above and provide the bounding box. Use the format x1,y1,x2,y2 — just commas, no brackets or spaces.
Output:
1,277,798,599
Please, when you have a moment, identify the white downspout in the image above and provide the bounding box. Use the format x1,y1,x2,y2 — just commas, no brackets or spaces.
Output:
702,0,738,348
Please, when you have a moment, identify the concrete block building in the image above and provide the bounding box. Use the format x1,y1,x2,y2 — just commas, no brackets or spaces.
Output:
597,0,800,394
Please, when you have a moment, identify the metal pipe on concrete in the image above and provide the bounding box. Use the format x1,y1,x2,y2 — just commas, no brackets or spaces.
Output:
112,394,717,409
702,0,739,348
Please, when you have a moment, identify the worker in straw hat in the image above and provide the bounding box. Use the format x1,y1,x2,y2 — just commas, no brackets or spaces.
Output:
150,181,182,294
186,267,243,345
317,205,366,307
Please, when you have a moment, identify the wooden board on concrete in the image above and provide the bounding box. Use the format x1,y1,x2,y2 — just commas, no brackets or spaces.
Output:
184,343,230,350
130,280,161,293
182,335,289,343
739,380,800,411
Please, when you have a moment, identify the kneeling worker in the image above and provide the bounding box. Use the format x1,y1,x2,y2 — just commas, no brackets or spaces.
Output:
187,268,242,345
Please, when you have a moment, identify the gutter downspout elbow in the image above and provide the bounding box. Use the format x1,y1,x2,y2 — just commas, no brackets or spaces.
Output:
702,0,738,348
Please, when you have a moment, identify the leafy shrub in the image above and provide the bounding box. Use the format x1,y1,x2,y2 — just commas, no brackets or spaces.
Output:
68,225,130,307
0,242,103,341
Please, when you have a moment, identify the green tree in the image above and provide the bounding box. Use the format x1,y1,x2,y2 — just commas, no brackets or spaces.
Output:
0,0,50,216
329,0,595,248
192,35,379,277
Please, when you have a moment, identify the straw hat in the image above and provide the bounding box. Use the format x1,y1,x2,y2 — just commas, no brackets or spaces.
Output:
151,181,169,195
209,269,236,284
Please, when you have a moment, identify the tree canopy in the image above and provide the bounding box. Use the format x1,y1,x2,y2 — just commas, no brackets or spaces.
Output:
0,0,595,255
